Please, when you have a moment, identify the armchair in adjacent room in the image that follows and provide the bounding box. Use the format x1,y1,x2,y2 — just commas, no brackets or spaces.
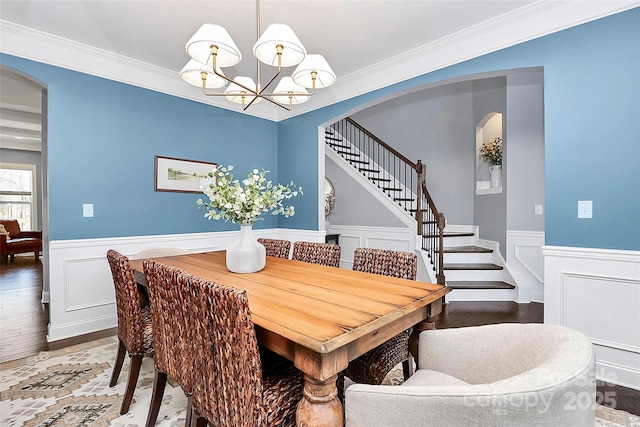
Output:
0,219,42,263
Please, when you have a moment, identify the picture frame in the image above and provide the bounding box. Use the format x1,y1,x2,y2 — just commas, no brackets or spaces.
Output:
154,155,217,193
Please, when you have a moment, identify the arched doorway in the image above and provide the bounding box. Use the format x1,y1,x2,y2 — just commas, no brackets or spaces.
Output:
0,66,49,361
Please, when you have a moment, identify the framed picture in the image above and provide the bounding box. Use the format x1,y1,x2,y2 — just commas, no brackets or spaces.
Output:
154,155,217,193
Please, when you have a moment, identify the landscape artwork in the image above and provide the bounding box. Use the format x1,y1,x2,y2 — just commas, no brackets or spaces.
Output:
154,155,217,193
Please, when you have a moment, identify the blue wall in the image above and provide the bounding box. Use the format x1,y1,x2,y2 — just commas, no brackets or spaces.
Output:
279,8,640,251
2,7,638,249
0,54,287,239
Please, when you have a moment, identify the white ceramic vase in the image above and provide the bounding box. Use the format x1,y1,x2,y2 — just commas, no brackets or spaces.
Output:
226,223,266,273
490,165,502,188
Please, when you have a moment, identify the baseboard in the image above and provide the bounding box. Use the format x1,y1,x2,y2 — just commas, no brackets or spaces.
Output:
48,313,117,343
597,359,640,392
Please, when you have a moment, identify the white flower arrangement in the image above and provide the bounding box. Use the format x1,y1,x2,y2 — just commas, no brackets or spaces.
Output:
480,137,503,165
197,165,303,225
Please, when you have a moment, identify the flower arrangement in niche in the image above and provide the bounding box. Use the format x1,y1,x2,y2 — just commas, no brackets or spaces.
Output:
197,165,303,225
480,136,503,165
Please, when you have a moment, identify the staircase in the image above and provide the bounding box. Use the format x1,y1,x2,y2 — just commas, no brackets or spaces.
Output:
326,117,518,300
326,118,446,285
438,226,516,300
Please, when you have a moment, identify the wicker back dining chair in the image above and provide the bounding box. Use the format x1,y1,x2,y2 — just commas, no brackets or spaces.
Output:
257,238,291,259
345,248,418,385
106,249,154,415
291,241,341,267
172,270,304,427
142,259,192,427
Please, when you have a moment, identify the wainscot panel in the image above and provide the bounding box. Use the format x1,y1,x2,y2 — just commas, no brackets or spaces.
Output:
543,246,640,391
326,225,416,273
507,231,545,303
48,228,322,342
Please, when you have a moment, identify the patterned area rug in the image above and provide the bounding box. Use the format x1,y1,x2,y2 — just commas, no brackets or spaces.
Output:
1,336,638,426
1,337,187,426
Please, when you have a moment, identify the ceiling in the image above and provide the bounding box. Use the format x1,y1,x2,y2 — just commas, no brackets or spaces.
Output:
0,0,638,138
0,69,42,151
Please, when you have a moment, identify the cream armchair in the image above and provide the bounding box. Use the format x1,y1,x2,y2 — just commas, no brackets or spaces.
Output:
345,323,596,427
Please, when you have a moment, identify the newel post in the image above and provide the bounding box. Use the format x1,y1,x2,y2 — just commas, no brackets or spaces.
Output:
437,212,446,285
415,160,425,235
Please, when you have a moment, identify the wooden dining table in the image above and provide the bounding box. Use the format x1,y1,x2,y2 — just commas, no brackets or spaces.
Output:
129,250,450,427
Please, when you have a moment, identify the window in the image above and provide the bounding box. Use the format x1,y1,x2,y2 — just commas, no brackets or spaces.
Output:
0,164,37,231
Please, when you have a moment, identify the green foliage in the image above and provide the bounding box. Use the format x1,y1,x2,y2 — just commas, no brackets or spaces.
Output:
197,165,303,224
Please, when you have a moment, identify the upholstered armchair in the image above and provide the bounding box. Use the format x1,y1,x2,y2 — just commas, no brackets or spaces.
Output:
0,219,42,263
345,323,596,427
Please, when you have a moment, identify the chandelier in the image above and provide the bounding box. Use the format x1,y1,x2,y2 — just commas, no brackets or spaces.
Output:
180,0,336,111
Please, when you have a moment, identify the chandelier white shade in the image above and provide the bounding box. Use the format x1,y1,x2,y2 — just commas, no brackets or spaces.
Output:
186,24,241,68
292,54,336,89
180,0,336,111
180,60,227,89
272,77,309,105
224,76,261,105
253,24,306,67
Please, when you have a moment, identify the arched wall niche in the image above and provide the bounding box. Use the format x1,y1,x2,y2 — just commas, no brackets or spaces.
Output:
475,111,503,195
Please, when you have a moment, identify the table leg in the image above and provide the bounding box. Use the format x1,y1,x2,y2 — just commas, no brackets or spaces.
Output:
409,317,437,371
296,373,344,427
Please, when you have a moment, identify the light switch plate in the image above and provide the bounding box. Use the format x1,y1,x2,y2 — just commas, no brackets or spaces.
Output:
578,200,592,219
535,204,543,215
83,204,94,218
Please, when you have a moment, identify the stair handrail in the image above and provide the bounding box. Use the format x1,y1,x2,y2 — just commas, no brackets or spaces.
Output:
345,118,417,169
327,117,446,285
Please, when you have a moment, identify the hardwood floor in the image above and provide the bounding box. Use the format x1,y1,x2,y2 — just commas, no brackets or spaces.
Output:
434,299,544,328
0,256,48,363
0,258,637,416
0,256,116,364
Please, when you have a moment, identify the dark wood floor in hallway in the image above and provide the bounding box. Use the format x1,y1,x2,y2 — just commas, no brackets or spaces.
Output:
0,256,637,416
0,256,115,364
0,256,48,363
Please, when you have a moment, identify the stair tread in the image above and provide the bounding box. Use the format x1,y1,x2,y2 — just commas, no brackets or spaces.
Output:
359,168,380,173
447,281,515,289
442,245,493,253
348,159,369,164
423,232,474,238
394,197,415,201
337,150,360,156
445,232,475,237
444,263,503,270
325,136,342,141
382,187,402,191
370,177,392,182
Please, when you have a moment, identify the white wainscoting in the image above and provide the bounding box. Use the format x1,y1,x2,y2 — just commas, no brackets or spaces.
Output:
543,246,640,391
506,231,545,303
48,228,322,342
327,224,418,272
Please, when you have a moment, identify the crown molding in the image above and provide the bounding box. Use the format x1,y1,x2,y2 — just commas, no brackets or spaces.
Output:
1,1,638,122
292,1,640,120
